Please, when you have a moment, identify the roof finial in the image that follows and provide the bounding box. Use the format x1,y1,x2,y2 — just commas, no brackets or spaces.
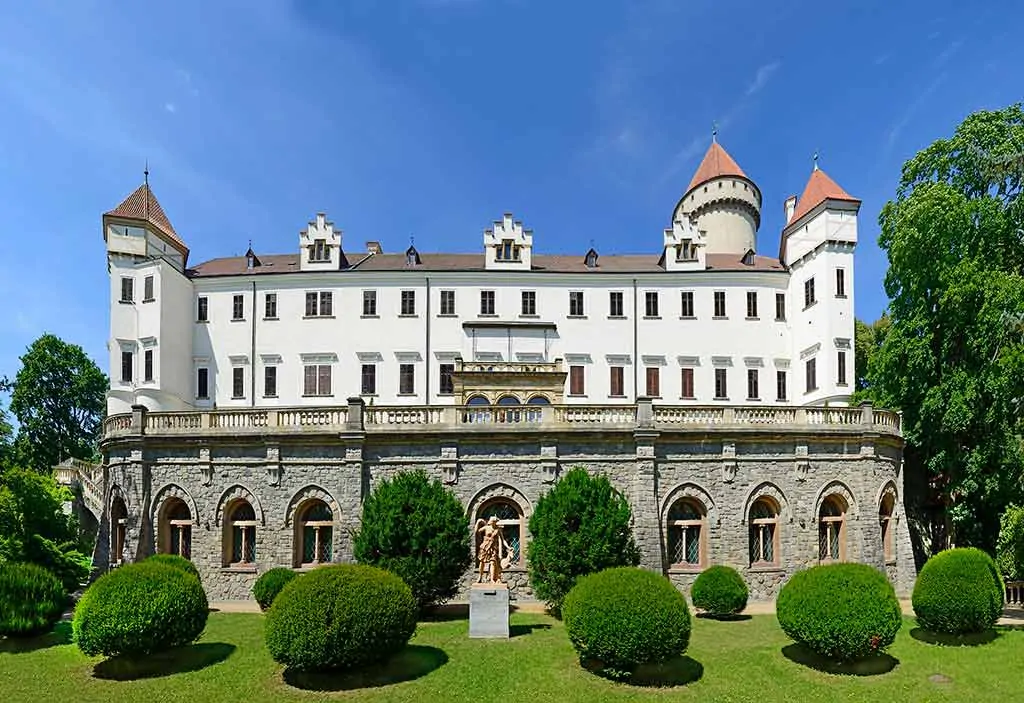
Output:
813,150,819,171
409,233,415,248
144,160,149,185
712,121,718,143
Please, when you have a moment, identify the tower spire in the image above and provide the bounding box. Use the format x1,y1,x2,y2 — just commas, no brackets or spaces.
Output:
712,121,718,143
144,160,149,186
813,150,819,171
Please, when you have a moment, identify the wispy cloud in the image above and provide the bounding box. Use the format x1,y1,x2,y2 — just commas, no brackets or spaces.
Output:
934,38,964,67
885,73,947,149
164,102,176,113
746,61,780,96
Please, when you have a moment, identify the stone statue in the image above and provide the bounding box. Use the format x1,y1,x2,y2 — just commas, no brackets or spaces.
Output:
475,516,512,584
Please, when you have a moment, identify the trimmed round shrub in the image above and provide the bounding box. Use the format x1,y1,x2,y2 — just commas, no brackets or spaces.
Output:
0,562,67,637
777,563,901,661
73,561,209,657
253,568,298,611
912,547,1004,635
562,567,690,680
528,467,640,613
353,470,470,610
265,563,417,672
145,554,201,580
691,565,748,617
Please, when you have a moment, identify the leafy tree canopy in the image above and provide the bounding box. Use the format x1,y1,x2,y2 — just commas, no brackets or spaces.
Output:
870,103,1024,551
2,333,107,473
852,315,891,401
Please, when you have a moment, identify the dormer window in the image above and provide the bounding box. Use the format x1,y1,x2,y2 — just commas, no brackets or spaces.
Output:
584,248,599,269
676,239,697,262
497,239,520,262
405,246,421,266
309,239,330,262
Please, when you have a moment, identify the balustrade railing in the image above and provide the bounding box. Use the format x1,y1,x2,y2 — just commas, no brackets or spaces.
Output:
1007,581,1024,608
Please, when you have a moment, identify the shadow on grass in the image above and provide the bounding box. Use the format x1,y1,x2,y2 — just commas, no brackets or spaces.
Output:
421,604,468,622
283,645,448,692
781,643,898,676
580,656,704,687
0,622,73,654
910,628,998,647
695,613,753,622
510,622,552,638
92,643,236,681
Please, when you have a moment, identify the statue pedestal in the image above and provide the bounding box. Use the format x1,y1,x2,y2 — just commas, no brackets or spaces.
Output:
469,582,510,638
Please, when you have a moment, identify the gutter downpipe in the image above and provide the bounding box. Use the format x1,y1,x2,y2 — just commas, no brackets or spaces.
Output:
425,276,431,405
251,280,257,407
632,277,638,402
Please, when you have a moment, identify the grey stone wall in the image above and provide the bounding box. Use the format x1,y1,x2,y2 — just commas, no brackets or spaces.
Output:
100,422,911,604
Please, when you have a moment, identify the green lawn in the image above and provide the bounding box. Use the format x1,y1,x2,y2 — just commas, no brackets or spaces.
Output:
1,611,1021,702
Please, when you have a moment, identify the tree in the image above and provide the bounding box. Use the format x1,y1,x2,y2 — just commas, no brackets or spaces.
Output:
0,402,13,469
852,315,890,400
870,103,1024,553
352,470,471,610
2,334,107,473
527,466,640,614
996,505,1024,581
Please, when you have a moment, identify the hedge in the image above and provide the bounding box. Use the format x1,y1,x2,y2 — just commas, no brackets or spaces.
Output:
253,568,298,611
0,562,67,637
912,547,1004,635
690,565,748,617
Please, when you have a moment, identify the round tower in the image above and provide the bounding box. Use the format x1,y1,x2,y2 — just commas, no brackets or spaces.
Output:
673,140,761,255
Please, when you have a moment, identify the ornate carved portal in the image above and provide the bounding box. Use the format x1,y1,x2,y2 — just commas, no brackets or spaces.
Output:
452,359,567,405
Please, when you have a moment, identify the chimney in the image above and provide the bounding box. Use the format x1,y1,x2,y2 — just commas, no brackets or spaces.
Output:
784,195,797,224
366,241,382,254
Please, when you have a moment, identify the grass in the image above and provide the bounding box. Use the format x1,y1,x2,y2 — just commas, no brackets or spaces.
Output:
1,611,1022,702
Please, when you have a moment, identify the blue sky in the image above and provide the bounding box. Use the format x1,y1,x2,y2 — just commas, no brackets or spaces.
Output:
0,0,1020,391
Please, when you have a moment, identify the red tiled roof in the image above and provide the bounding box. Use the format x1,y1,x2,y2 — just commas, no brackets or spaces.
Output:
786,167,860,227
686,142,748,192
105,184,187,252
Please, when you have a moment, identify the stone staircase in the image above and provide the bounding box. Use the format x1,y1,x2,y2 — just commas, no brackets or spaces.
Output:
54,457,107,577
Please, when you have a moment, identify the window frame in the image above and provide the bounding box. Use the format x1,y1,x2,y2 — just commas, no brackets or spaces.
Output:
264,366,277,398
303,364,332,397
143,349,154,383
120,351,133,384
805,357,818,393
521,290,537,316
232,294,245,321
835,268,846,298
746,368,759,400
569,365,585,396
297,500,334,566
804,277,816,308
645,366,660,397
680,367,695,399
681,291,695,319
143,275,155,302
226,500,258,566
775,292,786,321
776,369,787,401
399,363,415,395
818,496,846,563
197,296,209,322
569,291,585,317
609,291,624,318
120,277,134,304
232,367,245,399
439,363,455,395
401,290,416,316
714,367,728,400
264,293,278,319
644,291,659,318
609,365,625,397
713,290,726,318
439,289,456,316
196,367,209,399
667,498,706,569
362,290,378,316
480,290,495,316
746,290,758,319
749,498,780,567
837,350,848,386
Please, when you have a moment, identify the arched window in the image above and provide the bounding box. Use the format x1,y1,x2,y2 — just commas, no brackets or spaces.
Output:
819,496,846,562
226,500,257,566
749,498,779,566
496,395,521,423
526,395,551,405
879,492,895,563
299,500,333,566
110,496,127,566
477,499,524,567
496,395,521,405
161,498,192,559
466,395,490,406
667,498,705,568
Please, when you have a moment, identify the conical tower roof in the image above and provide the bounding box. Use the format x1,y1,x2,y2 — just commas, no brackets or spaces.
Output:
686,141,749,193
105,183,187,253
787,166,860,227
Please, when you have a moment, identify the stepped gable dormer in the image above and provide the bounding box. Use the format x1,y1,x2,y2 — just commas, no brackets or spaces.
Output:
673,139,762,257
299,212,349,271
484,212,533,271
103,179,188,270
779,164,861,264
660,213,705,271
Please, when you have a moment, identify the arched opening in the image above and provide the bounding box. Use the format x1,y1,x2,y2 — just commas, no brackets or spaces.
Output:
667,498,706,568
110,496,127,566
879,492,895,563
297,500,334,566
160,498,193,559
748,497,780,566
818,495,847,562
225,500,257,566
476,498,524,568
466,395,490,406
496,395,521,405
526,395,551,405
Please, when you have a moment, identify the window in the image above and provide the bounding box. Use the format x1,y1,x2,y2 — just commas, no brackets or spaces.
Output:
144,349,154,383
197,368,209,399
645,367,660,397
644,292,659,317
197,296,209,322
310,238,330,262
439,363,454,394
713,291,726,318
477,499,524,567
320,292,332,316
837,350,847,386
747,368,759,400
120,277,134,303
819,496,846,562
361,364,376,395
746,291,758,318
439,290,456,315
232,367,245,399
521,291,536,316
776,370,787,401
304,364,332,396
305,291,332,316
569,365,585,396
681,291,694,318
480,290,495,316
880,492,895,563
160,498,192,559
143,275,154,302
232,294,244,320
264,366,277,397
609,291,624,317
749,498,780,566
714,367,728,399
775,292,786,321
681,367,695,399
401,290,416,315
496,239,520,261
806,358,818,393
298,500,333,566
226,500,257,565
264,293,277,319
610,366,624,396
120,351,133,383
111,497,127,565
569,291,584,317
399,363,415,395
836,268,846,297
804,277,816,307
363,290,377,316
676,239,696,261
667,498,705,567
